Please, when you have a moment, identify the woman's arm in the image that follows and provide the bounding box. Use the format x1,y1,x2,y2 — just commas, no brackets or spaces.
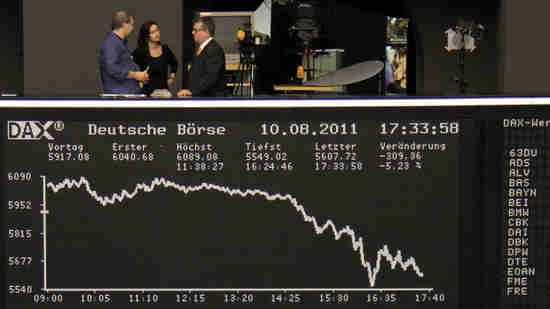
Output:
164,45,179,86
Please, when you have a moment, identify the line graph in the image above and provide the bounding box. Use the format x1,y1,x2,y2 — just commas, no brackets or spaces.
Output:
42,176,425,291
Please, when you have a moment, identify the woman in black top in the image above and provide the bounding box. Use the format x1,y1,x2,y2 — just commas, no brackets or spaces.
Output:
133,21,178,96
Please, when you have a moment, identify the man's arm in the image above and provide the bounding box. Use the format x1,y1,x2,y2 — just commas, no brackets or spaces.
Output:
102,42,148,82
102,42,131,81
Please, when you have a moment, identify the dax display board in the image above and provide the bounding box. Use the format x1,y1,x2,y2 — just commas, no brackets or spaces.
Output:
1,97,550,309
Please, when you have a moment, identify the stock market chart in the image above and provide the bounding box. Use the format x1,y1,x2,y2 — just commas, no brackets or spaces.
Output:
5,118,460,307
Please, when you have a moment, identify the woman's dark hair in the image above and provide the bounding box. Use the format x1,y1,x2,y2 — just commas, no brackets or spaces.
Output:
137,20,159,49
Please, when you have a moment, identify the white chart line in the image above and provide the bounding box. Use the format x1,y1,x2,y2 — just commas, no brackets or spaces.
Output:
43,288,434,292
46,177,425,287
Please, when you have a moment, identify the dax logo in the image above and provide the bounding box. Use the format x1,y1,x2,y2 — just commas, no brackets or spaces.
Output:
7,121,62,140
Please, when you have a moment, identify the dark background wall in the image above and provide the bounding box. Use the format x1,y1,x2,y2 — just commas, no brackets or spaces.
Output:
497,0,550,96
22,0,182,96
2,1,549,97
0,1,22,95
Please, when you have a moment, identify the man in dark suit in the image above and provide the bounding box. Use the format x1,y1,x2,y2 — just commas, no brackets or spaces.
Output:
178,16,226,97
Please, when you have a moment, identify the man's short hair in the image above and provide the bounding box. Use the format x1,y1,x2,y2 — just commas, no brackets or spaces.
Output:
112,10,133,30
193,16,215,37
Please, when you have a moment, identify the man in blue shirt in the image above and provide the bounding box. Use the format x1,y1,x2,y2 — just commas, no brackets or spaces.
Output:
99,11,149,94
